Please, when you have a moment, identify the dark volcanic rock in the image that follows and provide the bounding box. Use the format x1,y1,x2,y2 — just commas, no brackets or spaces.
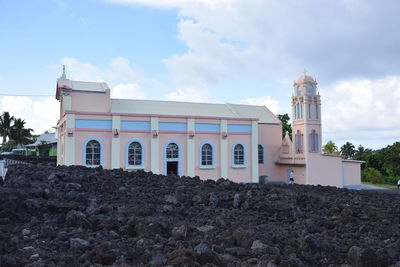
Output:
0,164,399,266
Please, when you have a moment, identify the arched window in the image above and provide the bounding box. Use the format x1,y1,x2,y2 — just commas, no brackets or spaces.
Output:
315,104,319,119
295,131,303,153
166,143,179,158
296,86,302,96
310,130,319,152
86,140,101,165
307,84,315,95
258,144,264,164
201,143,213,166
128,141,142,165
308,103,311,119
233,144,245,165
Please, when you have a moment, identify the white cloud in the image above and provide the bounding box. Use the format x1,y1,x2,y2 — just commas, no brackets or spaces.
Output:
0,96,59,135
322,76,400,144
165,86,212,102
111,83,147,99
241,95,281,114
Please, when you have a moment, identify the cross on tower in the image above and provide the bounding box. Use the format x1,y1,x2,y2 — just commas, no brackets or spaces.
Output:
303,68,307,76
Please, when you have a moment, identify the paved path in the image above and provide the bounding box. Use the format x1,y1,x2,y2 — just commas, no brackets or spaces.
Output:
361,183,400,195
361,184,388,190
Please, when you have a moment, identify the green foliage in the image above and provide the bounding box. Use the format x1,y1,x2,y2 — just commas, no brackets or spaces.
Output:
362,167,381,184
277,114,292,139
0,111,15,145
322,141,339,154
0,112,33,150
340,142,356,159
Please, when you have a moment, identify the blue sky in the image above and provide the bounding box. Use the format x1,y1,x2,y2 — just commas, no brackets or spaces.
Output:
1,0,400,150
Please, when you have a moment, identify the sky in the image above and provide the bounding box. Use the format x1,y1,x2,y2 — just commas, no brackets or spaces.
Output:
1,0,400,150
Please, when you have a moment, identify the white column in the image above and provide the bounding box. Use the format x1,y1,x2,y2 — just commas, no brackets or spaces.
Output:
187,118,195,177
220,120,228,178
65,114,75,166
304,101,309,184
150,117,159,174
251,120,259,183
111,116,121,169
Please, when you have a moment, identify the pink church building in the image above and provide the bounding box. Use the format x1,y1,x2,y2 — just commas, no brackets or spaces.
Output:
55,70,362,189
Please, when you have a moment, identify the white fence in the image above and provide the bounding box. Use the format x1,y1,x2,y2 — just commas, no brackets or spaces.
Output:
0,158,30,179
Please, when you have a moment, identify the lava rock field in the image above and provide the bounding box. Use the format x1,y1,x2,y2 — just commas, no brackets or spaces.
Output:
0,164,399,266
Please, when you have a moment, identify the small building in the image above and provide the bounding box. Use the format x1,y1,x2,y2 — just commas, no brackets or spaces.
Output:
25,131,57,156
55,68,361,189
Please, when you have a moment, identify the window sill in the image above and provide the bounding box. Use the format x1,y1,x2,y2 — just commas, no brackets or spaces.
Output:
232,165,247,169
126,166,145,170
199,165,216,170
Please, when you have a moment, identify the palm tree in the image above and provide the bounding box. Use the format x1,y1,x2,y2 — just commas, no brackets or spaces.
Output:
340,142,356,159
9,118,33,148
0,111,14,145
322,140,339,154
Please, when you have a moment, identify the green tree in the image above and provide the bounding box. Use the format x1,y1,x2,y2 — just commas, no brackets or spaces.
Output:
322,140,339,154
0,111,15,145
9,118,33,148
277,114,292,139
363,167,381,184
340,142,356,159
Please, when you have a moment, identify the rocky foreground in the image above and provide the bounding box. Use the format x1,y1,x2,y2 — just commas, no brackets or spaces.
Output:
0,165,399,267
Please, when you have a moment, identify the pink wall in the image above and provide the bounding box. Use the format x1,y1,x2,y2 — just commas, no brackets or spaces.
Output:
194,134,220,180
158,133,187,176
74,131,112,169
308,153,342,187
119,133,151,171
71,90,111,112
75,115,111,120
258,124,282,181
120,116,150,122
343,161,362,186
227,135,252,183
275,165,306,184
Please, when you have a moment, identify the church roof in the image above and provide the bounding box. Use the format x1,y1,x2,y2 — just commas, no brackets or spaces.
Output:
111,99,280,124
295,75,317,85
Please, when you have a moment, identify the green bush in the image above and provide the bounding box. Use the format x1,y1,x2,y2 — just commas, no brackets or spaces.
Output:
363,167,382,184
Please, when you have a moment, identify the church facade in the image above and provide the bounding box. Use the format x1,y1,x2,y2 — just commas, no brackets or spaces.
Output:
55,71,362,189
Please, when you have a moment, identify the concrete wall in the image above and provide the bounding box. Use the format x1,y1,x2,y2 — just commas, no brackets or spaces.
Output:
258,123,282,181
343,161,362,189
308,153,343,187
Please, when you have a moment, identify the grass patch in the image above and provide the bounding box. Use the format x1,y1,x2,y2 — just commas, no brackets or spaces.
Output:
362,181,398,189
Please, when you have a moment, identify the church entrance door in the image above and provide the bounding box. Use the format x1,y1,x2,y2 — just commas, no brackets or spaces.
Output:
166,161,178,176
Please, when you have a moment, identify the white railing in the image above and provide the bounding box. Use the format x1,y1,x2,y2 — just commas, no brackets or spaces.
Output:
0,160,6,179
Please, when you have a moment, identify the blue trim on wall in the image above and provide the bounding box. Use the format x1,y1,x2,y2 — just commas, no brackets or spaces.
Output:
344,185,361,190
195,123,220,132
82,137,104,167
231,142,246,166
75,119,112,129
121,121,151,131
198,142,216,167
163,140,182,176
227,124,252,133
159,122,187,131
125,139,145,168
258,144,266,164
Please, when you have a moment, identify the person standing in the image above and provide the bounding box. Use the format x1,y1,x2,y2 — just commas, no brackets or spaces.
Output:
397,179,400,189
289,170,294,184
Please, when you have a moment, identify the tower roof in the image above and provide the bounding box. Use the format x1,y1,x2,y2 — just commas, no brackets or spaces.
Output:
295,75,316,84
